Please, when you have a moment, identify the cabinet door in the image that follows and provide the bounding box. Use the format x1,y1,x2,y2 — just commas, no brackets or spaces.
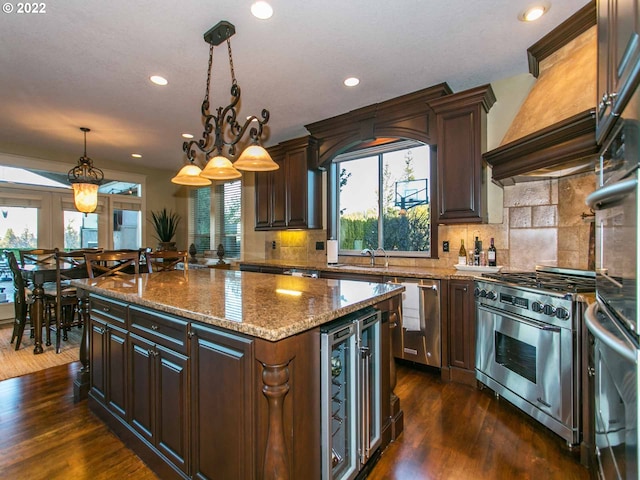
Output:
286,147,309,228
271,156,288,228
106,323,128,419
90,318,107,404
448,280,476,381
129,333,154,443
597,0,640,142
155,343,189,475
436,108,483,223
255,168,273,230
190,323,254,480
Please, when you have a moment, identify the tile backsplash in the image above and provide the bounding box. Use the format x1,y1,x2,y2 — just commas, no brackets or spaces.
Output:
264,172,596,272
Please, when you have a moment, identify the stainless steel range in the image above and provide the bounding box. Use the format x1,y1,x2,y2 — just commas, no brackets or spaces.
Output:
475,266,595,446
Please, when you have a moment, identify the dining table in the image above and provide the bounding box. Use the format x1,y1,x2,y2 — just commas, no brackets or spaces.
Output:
20,263,89,354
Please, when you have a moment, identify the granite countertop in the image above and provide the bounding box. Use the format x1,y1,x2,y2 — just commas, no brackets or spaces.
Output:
72,269,404,342
239,259,490,280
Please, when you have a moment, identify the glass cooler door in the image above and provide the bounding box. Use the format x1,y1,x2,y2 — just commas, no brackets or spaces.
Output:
322,321,358,480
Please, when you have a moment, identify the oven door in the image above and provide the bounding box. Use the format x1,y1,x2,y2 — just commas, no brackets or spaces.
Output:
585,301,639,480
476,304,570,423
586,111,639,335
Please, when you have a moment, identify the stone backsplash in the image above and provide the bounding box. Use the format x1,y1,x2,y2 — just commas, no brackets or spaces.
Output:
261,172,596,272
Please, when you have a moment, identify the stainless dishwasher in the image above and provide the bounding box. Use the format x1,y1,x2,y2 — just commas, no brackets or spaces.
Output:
388,277,441,368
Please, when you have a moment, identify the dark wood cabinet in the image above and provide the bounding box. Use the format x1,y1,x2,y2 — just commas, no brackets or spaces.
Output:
89,295,128,420
429,85,496,224
446,279,477,386
129,333,189,475
189,323,254,479
255,136,322,230
596,0,640,142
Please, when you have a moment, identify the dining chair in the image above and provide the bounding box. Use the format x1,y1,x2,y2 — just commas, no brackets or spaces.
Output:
18,248,57,268
50,249,98,353
147,250,189,272
84,250,150,278
5,250,34,350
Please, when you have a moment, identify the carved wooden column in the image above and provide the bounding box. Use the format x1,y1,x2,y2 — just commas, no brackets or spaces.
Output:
73,290,90,402
261,361,291,480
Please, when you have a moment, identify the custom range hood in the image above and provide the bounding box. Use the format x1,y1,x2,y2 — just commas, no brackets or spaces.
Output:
484,2,598,186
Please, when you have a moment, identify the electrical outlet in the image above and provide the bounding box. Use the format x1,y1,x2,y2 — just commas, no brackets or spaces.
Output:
443,241,449,252
272,241,276,250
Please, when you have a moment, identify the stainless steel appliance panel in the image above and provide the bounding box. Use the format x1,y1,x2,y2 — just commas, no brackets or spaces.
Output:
587,89,640,336
476,304,572,425
585,302,639,480
390,278,441,367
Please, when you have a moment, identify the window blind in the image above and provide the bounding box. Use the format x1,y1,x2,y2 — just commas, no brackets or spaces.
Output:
214,180,241,259
190,187,211,253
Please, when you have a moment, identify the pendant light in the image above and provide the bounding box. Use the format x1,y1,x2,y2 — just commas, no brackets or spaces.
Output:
172,20,278,186
67,127,103,213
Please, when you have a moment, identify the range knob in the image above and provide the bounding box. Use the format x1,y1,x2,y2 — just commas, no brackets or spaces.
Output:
479,289,487,298
555,307,570,320
532,301,543,313
474,287,481,297
543,304,556,316
486,291,497,300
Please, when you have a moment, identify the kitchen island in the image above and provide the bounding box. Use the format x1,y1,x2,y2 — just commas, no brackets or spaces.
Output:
71,268,403,480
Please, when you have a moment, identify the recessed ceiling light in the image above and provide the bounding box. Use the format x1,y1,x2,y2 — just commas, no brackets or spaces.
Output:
131,153,142,158
344,77,360,87
251,1,273,20
519,3,550,22
150,75,168,86
182,133,194,139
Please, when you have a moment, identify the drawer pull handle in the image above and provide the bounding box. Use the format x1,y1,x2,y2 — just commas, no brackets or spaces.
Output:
102,307,110,312
151,324,159,331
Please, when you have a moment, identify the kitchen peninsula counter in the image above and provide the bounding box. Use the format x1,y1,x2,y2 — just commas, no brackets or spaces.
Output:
71,269,404,480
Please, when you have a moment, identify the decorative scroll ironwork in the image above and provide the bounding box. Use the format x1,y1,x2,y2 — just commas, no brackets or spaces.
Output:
182,21,270,164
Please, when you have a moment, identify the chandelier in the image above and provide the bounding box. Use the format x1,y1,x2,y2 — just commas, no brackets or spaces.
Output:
68,127,103,213
172,21,279,186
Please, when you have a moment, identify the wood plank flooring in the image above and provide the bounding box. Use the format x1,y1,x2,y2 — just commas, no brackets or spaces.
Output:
0,361,589,479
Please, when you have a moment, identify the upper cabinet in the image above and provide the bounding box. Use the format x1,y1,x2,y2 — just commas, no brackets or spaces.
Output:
255,136,323,230
597,0,640,143
429,85,496,224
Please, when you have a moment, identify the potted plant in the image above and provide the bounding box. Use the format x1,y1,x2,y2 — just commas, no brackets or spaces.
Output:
150,208,181,251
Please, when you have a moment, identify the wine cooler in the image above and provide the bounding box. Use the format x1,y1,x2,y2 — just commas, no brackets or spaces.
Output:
321,307,381,480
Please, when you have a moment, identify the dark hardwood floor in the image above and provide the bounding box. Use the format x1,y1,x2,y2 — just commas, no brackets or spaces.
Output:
0,361,589,479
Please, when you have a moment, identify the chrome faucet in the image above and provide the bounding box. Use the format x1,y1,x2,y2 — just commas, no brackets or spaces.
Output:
375,247,389,268
361,248,375,266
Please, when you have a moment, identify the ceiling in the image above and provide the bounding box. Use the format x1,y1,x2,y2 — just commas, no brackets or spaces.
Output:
0,0,589,175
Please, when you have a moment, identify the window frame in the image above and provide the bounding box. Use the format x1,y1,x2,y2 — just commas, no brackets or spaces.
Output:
331,140,438,259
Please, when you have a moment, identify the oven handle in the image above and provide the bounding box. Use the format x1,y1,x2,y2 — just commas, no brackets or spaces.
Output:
585,177,637,210
477,304,561,332
585,302,637,364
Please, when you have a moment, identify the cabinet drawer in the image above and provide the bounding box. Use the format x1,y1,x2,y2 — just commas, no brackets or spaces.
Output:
129,306,188,354
90,295,128,326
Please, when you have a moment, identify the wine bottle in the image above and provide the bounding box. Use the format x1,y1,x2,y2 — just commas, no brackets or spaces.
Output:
474,237,481,266
458,239,467,265
488,237,497,267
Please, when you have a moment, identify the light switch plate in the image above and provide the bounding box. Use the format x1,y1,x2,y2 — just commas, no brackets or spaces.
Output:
443,241,449,252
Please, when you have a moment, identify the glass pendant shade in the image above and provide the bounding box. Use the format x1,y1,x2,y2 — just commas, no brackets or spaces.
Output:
72,183,99,214
233,145,279,171
200,155,242,180
171,164,213,186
